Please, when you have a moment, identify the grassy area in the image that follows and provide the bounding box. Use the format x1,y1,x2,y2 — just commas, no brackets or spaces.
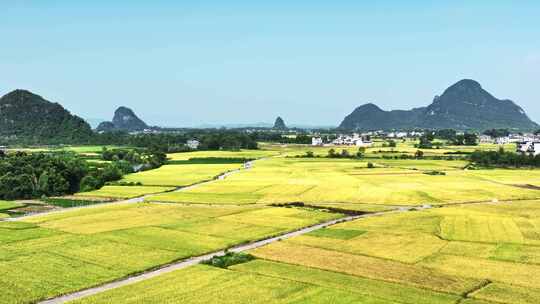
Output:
146,157,540,206
0,201,24,219
0,203,340,303
75,185,175,199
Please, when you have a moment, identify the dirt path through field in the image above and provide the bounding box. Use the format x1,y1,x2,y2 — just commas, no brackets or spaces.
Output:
38,209,398,304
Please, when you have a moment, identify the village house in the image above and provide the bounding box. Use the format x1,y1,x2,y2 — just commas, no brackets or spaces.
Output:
517,141,540,156
498,134,539,145
312,136,323,146
187,139,200,150
331,134,372,147
496,136,510,145
478,135,493,144
409,131,424,137
387,132,407,139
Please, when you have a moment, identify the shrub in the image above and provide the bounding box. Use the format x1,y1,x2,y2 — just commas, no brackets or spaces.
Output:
424,170,446,176
202,252,255,268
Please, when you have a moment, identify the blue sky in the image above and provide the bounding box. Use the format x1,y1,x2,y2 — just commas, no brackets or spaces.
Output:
1,1,539,127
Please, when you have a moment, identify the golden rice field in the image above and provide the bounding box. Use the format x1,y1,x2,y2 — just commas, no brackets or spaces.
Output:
120,164,241,186
0,202,339,304
248,200,540,303
146,157,540,207
167,149,280,161
265,141,515,158
73,200,540,304
4,145,540,304
75,185,175,199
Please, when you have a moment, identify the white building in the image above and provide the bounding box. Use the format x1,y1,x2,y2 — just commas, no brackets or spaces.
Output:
517,141,540,156
312,136,323,146
496,137,510,145
331,134,372,147
355,135,373,147
479,135,493,144
410,131,424,137
187,139,200,150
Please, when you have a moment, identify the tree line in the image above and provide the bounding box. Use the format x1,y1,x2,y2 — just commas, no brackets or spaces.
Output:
470,148,540,168
0,148,167,200
416,130,478,148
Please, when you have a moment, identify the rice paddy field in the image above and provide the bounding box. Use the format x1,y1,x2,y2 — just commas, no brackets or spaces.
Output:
246,200,540,303
75,185,176,199
0,201,22,212
0,202,339,304
73,200,540,304
3,143,540,304
146,157,540,208
120,164,242,187
167,149,280,161
264,141,515,158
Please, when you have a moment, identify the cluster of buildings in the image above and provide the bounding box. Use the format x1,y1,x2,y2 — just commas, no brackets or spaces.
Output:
517,141,540,156
479,133,540,156
186,139,200,150
312,134,373,147
385,131,424,138
310,131,540,156
477,133,540,145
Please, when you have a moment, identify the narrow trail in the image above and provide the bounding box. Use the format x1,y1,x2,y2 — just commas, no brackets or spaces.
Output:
38,210,397,304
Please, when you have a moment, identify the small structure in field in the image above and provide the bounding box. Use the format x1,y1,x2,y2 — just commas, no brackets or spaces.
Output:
478,135,493,144
312,136,323,146
187,139,200,150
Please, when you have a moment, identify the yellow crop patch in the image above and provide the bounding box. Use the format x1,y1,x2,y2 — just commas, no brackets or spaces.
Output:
250,241,481,294
76,185,174,199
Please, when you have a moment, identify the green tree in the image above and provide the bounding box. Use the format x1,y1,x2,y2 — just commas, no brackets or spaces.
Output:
328,149,336,158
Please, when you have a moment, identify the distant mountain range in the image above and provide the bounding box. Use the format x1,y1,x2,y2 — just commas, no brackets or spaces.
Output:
2,80,537,144
0,90,93,143
339,79,538,131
